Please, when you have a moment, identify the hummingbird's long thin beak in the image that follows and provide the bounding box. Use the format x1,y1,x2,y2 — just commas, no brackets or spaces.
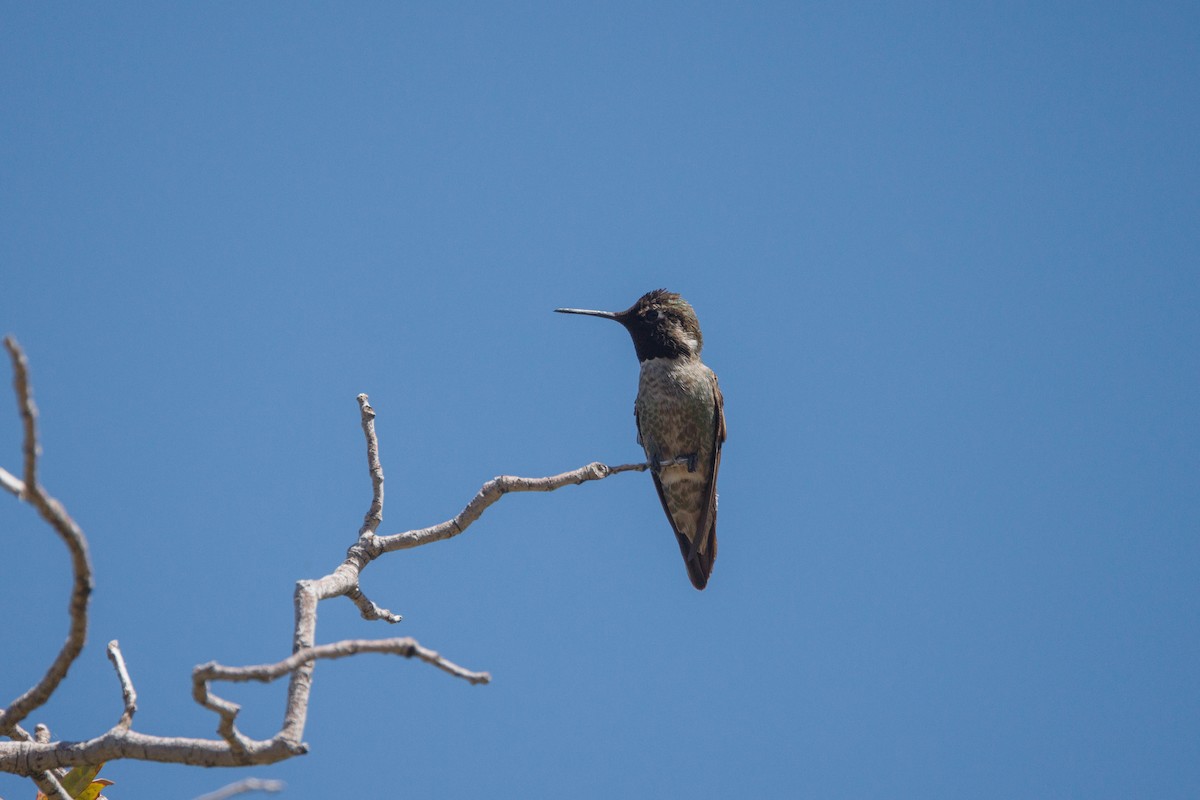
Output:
554,307,619,319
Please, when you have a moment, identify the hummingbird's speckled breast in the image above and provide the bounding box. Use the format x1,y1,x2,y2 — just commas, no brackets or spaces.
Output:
635,355,719,484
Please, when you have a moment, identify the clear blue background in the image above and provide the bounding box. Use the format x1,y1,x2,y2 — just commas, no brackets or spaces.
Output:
2,4,1198,798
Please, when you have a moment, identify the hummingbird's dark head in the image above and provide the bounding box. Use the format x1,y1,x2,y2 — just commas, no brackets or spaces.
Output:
556,288,703,362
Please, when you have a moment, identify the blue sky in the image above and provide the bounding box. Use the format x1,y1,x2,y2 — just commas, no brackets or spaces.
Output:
2,3,1198,798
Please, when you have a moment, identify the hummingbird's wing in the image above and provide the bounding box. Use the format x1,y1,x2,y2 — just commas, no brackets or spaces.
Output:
640,369,726,590
687,370,725,588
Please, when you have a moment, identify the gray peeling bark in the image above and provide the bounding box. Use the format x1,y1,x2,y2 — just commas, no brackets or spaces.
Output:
0,336,648,794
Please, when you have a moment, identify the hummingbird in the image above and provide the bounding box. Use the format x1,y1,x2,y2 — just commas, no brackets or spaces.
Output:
556,289,726,590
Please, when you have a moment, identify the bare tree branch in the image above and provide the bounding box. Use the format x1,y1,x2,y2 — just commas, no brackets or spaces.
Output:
345,585,403,623
0,338,94,741
357,393,384,537
0,340,644,787
6,723,67,800
198,637,490,688
375,459,650,553
0,465,21,497
342,394,403,623
191,635,492,757
105,642,137,732
30,769,69,800
193,777,285,800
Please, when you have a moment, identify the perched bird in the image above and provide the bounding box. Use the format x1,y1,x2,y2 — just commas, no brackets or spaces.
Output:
556,289,726,590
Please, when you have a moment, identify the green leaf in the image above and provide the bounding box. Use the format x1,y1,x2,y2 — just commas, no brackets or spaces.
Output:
60,764,103,797
76,778,115,800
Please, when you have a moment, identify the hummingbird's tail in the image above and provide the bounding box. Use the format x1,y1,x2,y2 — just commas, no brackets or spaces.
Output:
675,525,716,590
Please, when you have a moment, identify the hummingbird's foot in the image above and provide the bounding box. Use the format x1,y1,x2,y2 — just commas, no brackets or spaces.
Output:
657,454,698,472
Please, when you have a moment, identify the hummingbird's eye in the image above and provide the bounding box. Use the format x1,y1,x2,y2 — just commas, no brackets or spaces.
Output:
644,309,660,322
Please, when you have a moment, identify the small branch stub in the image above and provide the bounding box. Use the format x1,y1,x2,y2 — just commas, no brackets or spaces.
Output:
106,641,137,731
